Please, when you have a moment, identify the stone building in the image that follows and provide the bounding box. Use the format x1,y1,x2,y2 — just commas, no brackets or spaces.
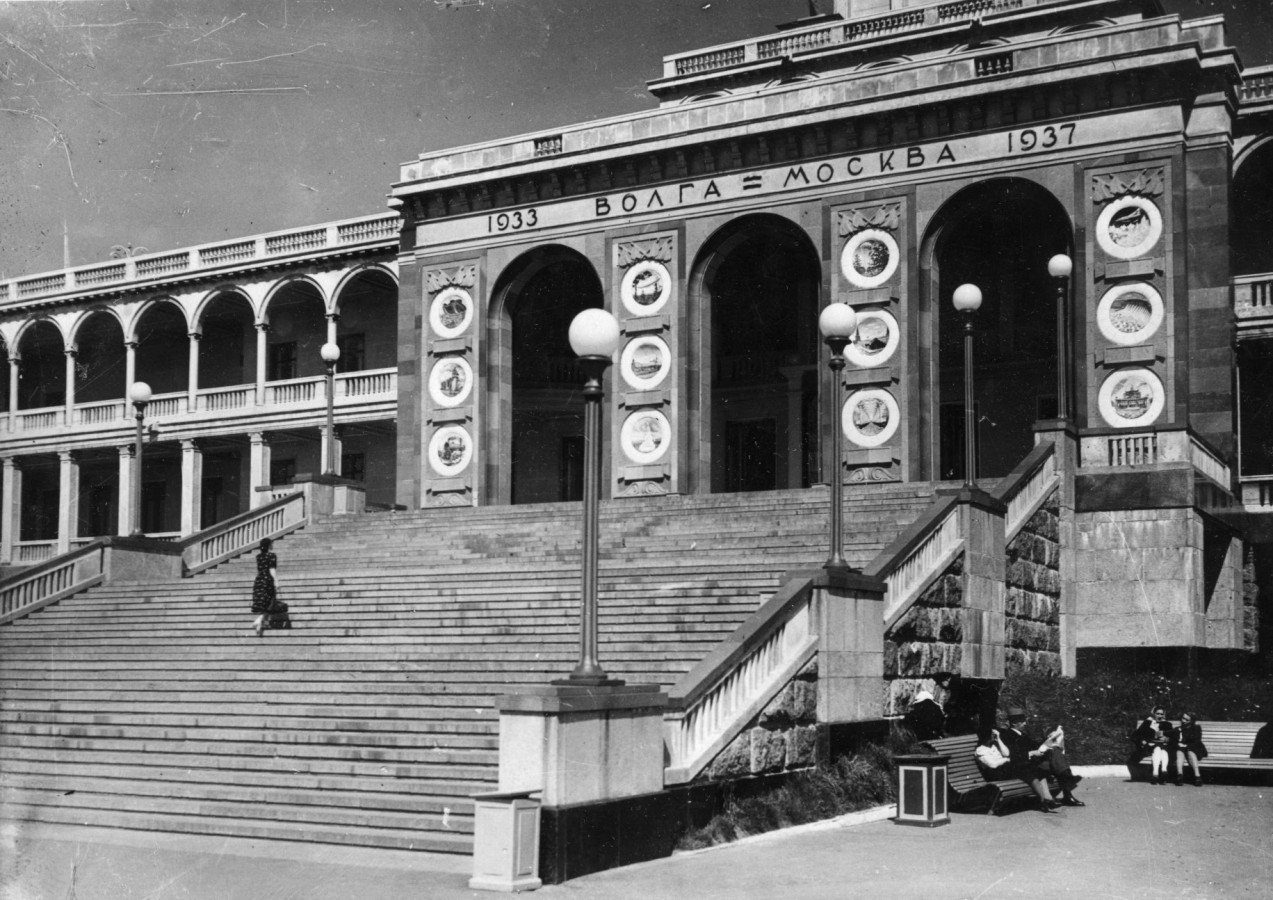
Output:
3,0,1272,671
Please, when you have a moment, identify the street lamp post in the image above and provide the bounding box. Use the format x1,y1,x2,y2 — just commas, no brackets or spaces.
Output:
564,307,622,684
952,284,983,490
128,381,152,537
1047,253,1073,421
818,302,858,572
320,342,341,476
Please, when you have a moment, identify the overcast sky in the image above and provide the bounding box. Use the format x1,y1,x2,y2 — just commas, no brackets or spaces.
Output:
1,0,1269,279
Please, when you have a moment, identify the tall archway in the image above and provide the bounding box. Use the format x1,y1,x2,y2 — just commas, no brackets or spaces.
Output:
333,268,398,372
17,321,66,410
263,281,327,382
489,247,604,505
923,179,1071,481
198,291,256,389
691,214,821,494
1234,139,1273,477
74,311,126,404
135,302,189,395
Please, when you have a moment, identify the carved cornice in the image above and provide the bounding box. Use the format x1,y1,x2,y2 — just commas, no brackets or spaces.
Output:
837,203,902,236
1091,167,1166,204
616,237,675,268
424,264,478,294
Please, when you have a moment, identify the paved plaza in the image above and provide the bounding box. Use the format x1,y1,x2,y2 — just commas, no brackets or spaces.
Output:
2,773,1270,899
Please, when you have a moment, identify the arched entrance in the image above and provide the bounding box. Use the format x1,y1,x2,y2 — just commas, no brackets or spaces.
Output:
1234,140,1273,479
691,214,820,493
489,247,604,505
923,179,1071,481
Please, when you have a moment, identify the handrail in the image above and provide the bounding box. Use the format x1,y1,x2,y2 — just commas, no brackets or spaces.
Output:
992,442,1058,541
179,490,307,576
663,570,820,785
0,542,106,625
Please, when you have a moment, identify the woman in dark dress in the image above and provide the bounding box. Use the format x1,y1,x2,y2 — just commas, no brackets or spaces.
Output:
250,538,281,636
1174,711,1207,786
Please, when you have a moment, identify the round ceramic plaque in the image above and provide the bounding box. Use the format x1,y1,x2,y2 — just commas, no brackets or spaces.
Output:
840,229,900,289
1096,196,1162,260
1096,283,1164,346
428,425,473,476
845,309,900,368
620,409,671,464
1098,367,1165,428
428,356,473,407
620,260,672,317
843,388,900,448
620,335,671,390
429,287,474,339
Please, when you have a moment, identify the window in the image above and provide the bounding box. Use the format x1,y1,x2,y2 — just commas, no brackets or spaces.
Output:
337,333,366,373
267,341,297,381
270,458,296,486
341,452,366,482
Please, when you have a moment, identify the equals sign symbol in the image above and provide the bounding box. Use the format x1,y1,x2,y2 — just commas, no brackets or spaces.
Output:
742,175,763,190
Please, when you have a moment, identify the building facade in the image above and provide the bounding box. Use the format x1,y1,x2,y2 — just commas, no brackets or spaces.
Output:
4,0,1273,664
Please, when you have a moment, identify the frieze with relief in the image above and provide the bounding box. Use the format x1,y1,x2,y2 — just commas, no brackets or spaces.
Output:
424,264,478,294
1090,168,1165,204
836,204,902,237
616,236,674,268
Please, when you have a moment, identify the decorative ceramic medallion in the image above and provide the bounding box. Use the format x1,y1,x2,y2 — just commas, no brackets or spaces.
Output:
620,335,671,390
620,260,672,317
840,229,900,289
1095,196,1163,260
428,425,473,475
429,287,473,339
1096,283,1164,346
845,309,900,368
1098,368,1165,428
428,356,473,407
620,409,671,464
843,388,900,448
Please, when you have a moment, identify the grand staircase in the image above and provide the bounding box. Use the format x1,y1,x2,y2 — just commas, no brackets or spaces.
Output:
0,484,936,855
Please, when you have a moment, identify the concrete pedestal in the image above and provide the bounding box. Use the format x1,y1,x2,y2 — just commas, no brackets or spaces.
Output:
469,792,542,893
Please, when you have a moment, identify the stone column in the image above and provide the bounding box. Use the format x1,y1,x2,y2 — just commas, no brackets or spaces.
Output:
117,445,133,536
64,349,77,423
957,488,1007,681
187,332,201,412
8,356,19,431
1,457,20,564
56,450,79,555
249,432,271,509
815,569,887,730
180,439,203,535
320,425,343,477
124,340,137,390
255,324,269,405
326,312,340,346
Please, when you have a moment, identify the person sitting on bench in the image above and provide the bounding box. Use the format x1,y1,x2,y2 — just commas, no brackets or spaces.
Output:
1000,706,1085,809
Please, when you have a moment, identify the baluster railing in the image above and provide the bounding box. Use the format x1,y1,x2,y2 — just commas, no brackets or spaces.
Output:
994,443,1058,541
866,495,964,628
0,543,106,625
180,490,307,576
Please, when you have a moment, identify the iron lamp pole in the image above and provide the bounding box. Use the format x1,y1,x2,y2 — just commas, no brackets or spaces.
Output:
1047,253,1073,422
128,381,152,537
565,307,621,684
320,342,341,476
818,302,857,572
952,284,983,490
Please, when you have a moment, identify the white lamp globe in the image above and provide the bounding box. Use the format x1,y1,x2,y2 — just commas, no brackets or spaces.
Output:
128,381,152,405
568,308,621,358
952,284,983,313
1047,254,1073,279
818,302,858,339
321,342,341,364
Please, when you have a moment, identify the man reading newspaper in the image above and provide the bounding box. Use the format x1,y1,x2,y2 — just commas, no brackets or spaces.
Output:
999,706,1085,810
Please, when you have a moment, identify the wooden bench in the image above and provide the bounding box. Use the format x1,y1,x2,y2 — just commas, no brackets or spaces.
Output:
921,734,1060,815
1132,721,1273,778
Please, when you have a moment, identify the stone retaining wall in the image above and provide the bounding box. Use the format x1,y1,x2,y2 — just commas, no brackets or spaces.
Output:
883,555,964,717
1005,490,1062,677
701,659,819,781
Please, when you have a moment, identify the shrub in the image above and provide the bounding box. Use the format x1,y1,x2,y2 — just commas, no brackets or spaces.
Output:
675,743,898,852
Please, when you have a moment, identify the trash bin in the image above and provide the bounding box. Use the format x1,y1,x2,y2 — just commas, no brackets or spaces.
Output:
469,790,542,892
893,753,950,827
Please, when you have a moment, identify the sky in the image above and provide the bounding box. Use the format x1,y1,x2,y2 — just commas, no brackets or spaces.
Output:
1,0,1270,279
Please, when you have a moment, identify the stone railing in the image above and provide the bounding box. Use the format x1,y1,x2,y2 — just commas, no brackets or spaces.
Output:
994,442,1058,541
0,212,399,308
1079,427,1231,488
868,496,964,627
1234,273,1273,318
0,542,106,625
12,540,58,565
663,572,819,785
180,490,307,576
5,368,397,439
1241,475,1273,510
665,0,1036,78
1240,65,1273,103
